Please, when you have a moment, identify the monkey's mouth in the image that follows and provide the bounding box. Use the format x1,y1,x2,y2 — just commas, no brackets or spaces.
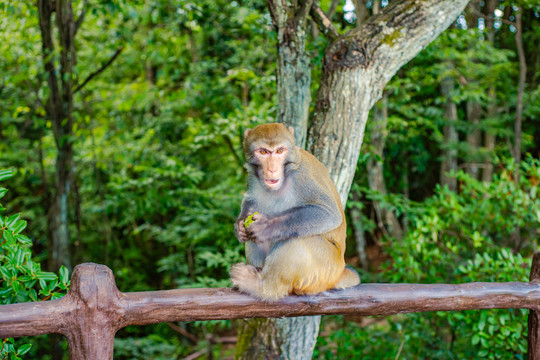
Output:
264,179,280,188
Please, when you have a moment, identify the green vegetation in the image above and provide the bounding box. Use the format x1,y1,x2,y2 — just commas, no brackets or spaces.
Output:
0,0,538,359
0,170,69,359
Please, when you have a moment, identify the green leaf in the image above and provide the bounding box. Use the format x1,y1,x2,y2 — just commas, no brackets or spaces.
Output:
59,266,69,285
14,249,25,266
11,220,27,234
36,271,57,281
28,288,37,301
0,287,14,297
0,266,12,280
2,230,16,245
17,343,31,355
16,235,32,246
0,187,7,199
12,280,19,294
0,169,13,181
5,213,20,228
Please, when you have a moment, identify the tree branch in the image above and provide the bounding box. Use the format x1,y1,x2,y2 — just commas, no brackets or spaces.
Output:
74,0,89,35
470,6,515,26
327,0,340,20
167,323,198,343
310,3,339,41
265,0,278,27
223,135,244,168
74,47,124,94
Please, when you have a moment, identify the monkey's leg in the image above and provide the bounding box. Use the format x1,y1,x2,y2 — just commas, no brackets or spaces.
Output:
258,236,344,301
230,261,290,301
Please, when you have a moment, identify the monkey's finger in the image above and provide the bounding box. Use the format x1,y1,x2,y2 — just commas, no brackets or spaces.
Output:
251,213,266,222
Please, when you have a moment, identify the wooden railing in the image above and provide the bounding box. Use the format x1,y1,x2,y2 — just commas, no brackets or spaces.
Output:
1,253,540,359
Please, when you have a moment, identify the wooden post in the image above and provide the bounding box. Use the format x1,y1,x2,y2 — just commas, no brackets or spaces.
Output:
61,263,124,359
528,252,540,360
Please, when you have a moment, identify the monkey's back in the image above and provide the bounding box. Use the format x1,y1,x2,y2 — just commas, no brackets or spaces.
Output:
296,149,347,251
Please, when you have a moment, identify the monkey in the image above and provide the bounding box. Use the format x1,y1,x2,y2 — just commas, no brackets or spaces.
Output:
230,123,360,301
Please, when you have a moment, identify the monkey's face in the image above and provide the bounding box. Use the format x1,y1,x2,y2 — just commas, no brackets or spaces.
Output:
253,145,289,191
243,123,298,191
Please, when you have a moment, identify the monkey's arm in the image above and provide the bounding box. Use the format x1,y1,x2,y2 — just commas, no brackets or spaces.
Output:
246,200,342,245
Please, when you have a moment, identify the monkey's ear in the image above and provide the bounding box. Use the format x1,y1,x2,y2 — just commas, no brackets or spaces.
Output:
288,126,295,137
244,128,252,139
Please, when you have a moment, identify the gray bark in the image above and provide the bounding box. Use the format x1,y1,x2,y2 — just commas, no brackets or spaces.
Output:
267,0,313,148
440,75,459,191
236,317,320,360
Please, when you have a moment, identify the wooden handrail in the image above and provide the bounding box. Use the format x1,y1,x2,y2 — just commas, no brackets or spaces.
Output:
1,252,539,359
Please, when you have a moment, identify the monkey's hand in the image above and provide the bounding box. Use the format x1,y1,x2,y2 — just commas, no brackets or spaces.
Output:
245,213,273,253
234,217,251,243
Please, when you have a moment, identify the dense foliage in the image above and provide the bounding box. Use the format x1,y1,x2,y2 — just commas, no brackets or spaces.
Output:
0,170,69,359
0,0,538,359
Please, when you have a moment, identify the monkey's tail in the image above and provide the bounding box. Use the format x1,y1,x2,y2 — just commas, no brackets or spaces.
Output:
334,266,360,289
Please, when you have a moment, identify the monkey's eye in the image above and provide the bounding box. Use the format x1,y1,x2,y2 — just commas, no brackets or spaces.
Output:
276,148,285,154
258,149,268,155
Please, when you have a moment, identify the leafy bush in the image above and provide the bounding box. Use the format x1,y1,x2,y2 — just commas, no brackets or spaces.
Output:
317,157,538,359
0,169,69,359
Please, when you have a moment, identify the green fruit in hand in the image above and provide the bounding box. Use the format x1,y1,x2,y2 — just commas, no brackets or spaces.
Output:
244,212,259,228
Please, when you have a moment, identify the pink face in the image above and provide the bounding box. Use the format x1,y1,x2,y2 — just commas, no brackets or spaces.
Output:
254,145,289,190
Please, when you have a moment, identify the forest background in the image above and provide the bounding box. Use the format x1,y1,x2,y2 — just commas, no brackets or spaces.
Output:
0,0,539,359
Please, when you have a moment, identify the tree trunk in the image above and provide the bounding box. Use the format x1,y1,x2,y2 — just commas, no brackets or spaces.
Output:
513,7,526,174
267,0,313,148
38,0,76,272
465,101,482,179
482,87,497,182
236,2,319,359
237,0,469,358
512,7,527,251
440,75,459,191
236,317,320,360
350,206,369,270
367,95,403,239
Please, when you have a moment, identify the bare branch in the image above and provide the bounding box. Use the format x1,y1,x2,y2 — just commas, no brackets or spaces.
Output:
327,0,340,19
167,323,198,343
470,6,515,26
310,3,339,41
265,0,278,27
74,47,124,94
74,0,89,35
295,0,314,23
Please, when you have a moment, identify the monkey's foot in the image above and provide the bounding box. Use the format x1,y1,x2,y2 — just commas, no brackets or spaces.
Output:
230,263,262,295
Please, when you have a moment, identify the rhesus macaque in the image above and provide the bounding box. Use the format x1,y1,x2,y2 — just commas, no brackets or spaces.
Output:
230,123,360,301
